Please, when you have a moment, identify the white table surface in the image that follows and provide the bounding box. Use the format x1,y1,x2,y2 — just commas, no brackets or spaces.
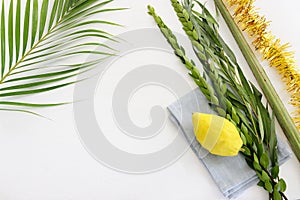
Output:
0,0,299,199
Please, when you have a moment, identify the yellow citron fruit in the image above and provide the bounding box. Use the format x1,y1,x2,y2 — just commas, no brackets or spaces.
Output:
192,113,243,156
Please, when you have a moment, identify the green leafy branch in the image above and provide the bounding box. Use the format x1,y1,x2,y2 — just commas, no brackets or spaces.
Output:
148,1,287,199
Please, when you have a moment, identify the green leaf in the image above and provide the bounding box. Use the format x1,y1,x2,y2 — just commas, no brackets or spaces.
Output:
257,142,264,158
264,181,273,193
8,0,13,68
0,73,77,91
269,112,278,165
271,165,279,179
85,7,128,18
260,152,269,169
244,132,253,146
250,82,262,100
56,0,64,22
257,108,265,142
240,133,247,145
257,180,264,187
31,0,38,47
194,1,218,27
278,179,287,192
48,0,59,30
62,0,71,18
0,108,42,117
1,0,5,77
0,81,75,97
218,33,237,64
253,153,259,163
261,170,270,182
253,161,262,172
0,101,67,107
12,59,98,76
241,146,251,156
245,157,254,169
258,103,271,143
15,0,21,61
71,20,122,29
237,66,254,104
64,0,111,21
256,171,263,180
5,67,81,83
39,0,49,39
22,0,31,55
274,182,280,192
273,190,282,200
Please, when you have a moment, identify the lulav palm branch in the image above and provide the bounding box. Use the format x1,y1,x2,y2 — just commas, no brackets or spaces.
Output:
0,0,125,115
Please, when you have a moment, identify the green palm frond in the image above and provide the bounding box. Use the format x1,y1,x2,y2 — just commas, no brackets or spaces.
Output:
0,0,125,114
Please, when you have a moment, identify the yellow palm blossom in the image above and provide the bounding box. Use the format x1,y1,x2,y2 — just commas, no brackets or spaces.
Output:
223,0,300,130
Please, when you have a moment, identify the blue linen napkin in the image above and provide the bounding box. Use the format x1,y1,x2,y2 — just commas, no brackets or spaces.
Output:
167,88,292,199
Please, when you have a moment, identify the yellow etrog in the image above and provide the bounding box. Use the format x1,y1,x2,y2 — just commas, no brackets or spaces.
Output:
192,113,243,156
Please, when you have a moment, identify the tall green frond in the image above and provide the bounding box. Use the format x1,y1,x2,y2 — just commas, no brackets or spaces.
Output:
0,0,125,115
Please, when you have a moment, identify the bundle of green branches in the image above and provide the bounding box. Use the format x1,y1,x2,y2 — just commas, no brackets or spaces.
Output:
0,0,124,116
148,0,287,199
213,0,300,162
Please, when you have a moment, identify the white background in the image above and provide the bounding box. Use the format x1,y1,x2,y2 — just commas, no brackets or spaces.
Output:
0,0,299,200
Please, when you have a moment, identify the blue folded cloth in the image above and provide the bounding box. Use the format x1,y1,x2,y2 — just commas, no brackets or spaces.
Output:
167,88,292,199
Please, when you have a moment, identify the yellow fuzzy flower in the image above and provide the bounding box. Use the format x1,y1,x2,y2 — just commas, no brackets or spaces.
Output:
222,0,300,131
192,113,243,156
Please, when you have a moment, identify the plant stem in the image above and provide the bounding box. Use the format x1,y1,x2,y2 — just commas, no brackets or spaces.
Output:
214,0,300,162
265,169,288,200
